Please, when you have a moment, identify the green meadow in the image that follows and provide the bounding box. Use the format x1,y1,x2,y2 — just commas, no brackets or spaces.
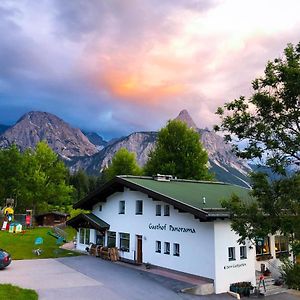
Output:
0,227,79,260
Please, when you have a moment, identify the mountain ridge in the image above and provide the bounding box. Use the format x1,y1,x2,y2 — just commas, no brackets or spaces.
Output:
0,110,252,187
68,110,252,187
0,111,98,159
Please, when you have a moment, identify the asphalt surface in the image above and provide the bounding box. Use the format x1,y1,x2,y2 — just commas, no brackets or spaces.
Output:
0,255,299,300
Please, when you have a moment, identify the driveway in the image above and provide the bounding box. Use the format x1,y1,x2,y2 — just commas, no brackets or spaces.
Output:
0,256,298,300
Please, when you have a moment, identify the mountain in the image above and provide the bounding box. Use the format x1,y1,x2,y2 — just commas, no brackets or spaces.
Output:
69,110,252,187
0,110,252,187
0,111,98,159
175,109,197,129
68,131,157,174
83,131,107,150
0,124,10,135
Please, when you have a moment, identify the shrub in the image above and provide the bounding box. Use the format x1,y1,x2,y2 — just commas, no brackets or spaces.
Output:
281,259,300,290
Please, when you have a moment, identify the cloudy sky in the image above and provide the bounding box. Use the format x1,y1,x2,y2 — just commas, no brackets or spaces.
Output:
1,0,300,139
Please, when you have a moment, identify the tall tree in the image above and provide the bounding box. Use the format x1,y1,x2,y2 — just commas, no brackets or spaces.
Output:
104,148,142,181
0,145,23,205
215,42,300,257
0,142,73,213
21,142,73,212
215,42,300,174
69,169,101,202
144,120,213,180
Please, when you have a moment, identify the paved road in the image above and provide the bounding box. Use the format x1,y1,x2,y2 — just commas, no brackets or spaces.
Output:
0,256,299,300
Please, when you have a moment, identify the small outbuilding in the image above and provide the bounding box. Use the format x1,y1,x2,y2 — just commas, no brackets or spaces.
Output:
35,211,69,226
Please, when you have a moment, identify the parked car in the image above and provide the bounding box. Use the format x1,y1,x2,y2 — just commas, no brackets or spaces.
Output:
0,249,11,269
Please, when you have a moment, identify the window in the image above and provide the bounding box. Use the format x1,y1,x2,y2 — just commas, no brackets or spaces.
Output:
79,228,90,245
136,200,143,215
119,233,130,252
85,229,90,245
228,247,236,261
173,243,180,257
156,205,161,216
164,242,170,255
240,246,247,259
119,201,125,214
275,236,289,258
256,237,270,256
107,231,116,248
164,205,170,216
99,205,102,212
96,231,104,245
79,228,85,244
155,241,161,253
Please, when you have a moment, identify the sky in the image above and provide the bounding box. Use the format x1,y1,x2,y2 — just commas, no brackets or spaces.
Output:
0,0,300,140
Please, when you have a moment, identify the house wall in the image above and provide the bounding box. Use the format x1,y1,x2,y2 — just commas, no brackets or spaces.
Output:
75,188,264,293
77,188,216,281
213,220,256,293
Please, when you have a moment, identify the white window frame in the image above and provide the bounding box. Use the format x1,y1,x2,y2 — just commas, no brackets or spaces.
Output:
135,200,143,215
79,228,90,245
240,245,247,259
164,242,170,255
119,232,130,252
173,243,180,257
119,200,125,214
156,204,161,216
228,247,236,261
155,241,161,253
164,205,170,216
107,231,116,248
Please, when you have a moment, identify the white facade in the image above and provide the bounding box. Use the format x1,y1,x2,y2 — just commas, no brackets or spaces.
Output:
76,188,256,294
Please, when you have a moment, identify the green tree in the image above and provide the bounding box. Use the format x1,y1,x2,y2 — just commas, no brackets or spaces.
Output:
215,42,300,258
69,169,90,202
215,42,300,174
0,145,23,206
105,148,142,181
144,120,213,180
15,142,73,213
69,169,102,202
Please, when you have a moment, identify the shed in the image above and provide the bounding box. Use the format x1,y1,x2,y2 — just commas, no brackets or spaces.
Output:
35,211,69,226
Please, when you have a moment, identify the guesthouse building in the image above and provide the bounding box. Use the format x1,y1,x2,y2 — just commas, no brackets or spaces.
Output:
67,175,291,294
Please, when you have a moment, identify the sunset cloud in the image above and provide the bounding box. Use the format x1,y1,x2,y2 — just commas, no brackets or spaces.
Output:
0,0,300,138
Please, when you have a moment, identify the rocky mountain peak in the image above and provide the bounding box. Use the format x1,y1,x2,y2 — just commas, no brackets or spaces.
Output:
0,111,98,159
175,109,197,129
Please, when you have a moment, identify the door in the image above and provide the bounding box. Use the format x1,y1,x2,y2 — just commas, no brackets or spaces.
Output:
136,235,143,264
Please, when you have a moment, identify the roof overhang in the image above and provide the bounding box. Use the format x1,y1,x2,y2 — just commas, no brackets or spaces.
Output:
73,177,212,221
66,213,110,231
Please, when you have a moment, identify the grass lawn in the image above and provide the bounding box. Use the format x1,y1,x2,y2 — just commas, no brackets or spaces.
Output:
0,284,38,300
0,227,80,260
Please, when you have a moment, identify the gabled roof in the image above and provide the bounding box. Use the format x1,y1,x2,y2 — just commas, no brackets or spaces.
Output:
73,176,253,221
66,213,110,231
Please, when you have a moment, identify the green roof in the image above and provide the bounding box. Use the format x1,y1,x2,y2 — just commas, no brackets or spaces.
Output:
74,175,253,221
122,176,252,211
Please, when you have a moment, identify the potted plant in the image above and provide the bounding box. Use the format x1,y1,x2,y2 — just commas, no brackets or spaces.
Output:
230,282,253,297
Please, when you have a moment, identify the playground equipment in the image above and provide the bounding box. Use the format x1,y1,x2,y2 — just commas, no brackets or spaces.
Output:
8,223,22,233
32,237,44,256
47,226,67,244
1,199,15,231
47,226,68,255
1,199,33,232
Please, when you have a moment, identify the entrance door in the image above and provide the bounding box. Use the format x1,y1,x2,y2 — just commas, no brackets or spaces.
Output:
136,235,143,264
